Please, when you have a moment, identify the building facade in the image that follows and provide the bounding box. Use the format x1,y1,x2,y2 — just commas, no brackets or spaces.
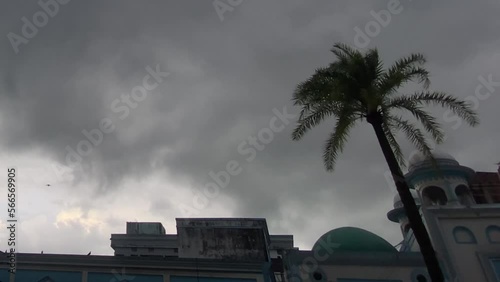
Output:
1,151,500,282
1,218,292,282
285,151,500,282
401,152,500,281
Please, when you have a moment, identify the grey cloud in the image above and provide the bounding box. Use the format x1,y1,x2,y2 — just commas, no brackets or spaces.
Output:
1,0,499,253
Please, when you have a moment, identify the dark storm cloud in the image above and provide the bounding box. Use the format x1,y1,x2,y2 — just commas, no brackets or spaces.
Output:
1,0,500,250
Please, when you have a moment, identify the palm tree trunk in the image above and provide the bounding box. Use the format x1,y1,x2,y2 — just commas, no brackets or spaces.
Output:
367,113,444,282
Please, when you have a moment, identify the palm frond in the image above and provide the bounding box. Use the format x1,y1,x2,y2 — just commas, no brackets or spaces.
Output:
331,44,367,84
323,110,358,171
389,53,427,72
377,53,430,95
382,117,406,168
396,91,480,126
364,48,384,83
331,43,361,60
292,103,340,140
293,68,333,104
378,66,430,96
388,116,433,158
385,99,444,143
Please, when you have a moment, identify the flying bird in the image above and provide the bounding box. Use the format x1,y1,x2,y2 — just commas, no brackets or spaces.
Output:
87,251,91,255
46,184,51,187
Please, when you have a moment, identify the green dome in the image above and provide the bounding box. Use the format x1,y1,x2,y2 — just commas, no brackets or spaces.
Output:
312,227,397,253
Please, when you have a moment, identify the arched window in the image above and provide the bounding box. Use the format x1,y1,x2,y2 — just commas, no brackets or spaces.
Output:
422,186,448,206
456,185,474,206
486,225,500,243
453,226,477,244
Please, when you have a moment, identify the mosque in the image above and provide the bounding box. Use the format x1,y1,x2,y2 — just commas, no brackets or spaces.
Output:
1,151,500,282
285,151,500,282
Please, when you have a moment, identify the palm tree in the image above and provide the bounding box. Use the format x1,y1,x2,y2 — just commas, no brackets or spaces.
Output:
291,43,479,282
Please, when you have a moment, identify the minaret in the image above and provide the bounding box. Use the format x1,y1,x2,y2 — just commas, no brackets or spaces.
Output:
387,190,421,237
387,151,476,251
387,189,423,252
405,151,476,207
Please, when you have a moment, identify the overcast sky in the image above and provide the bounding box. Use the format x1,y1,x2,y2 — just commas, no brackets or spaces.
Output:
1,0,500,255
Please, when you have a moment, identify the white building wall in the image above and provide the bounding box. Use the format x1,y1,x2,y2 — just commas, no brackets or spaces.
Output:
425,207,500,281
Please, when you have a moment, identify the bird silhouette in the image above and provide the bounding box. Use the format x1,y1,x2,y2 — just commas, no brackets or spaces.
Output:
46,184,51,187
87,251,91,255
